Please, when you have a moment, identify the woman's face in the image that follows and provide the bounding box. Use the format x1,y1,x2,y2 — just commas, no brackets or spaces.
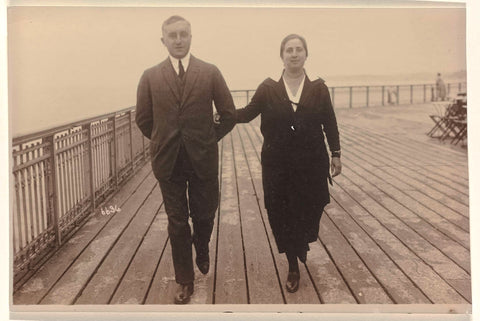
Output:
282,38,307,72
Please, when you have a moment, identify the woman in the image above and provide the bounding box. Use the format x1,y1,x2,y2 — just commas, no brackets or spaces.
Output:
236,34,342,293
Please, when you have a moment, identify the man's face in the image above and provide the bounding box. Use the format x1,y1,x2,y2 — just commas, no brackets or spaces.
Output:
161,20,192,59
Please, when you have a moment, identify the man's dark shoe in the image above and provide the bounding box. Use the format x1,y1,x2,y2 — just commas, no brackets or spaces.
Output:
195,252,210,274
174,282,194,304
285,271,300,293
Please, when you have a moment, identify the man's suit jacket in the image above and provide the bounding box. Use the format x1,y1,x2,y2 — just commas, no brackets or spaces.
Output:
136,55,236,181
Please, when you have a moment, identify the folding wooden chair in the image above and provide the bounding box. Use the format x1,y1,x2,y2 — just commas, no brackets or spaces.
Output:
438,103,467,143
427,101,454,138
451,119,467,145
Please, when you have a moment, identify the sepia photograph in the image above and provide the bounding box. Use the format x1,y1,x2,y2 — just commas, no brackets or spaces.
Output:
5,1,477,320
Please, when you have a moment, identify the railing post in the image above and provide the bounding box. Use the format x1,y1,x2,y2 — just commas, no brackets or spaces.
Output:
349,86,353,108
87,123,96,210
423,84,426,102
447,83,451,97
382,86,385,106
366,86,369,107
46,134,61,247
410,85,413,104
246,90,250,105
458,82,461,93
112,115,118,188
129,111,134,172
396,85,400,105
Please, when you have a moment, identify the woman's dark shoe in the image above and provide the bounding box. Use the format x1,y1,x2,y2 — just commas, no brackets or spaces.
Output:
285,271,300,293
174,282,194,304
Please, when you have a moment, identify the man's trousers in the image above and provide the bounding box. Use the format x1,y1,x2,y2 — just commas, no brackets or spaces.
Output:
158,145,218,284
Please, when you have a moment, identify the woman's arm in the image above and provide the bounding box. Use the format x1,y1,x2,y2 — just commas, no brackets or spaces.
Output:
321,85,342,177
236,83,266,123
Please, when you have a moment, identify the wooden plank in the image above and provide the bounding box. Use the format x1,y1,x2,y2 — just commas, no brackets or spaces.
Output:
13,163,153,304
214,133,248,304
144,240,176,304
110,206,169,304
74,186,163,304
324,197,429,304
317,214,390,304
342,151,470,234
231,128,283,304
332,175,468,304
340,123,469,188
342,160,471,273
341,129,470,208
336,173,471,302
39,173,158,304
305,240,357,304
341,121,467,166
238,124,320,304
434,165,469,184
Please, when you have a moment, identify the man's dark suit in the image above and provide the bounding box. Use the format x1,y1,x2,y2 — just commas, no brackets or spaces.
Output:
136,55,235,284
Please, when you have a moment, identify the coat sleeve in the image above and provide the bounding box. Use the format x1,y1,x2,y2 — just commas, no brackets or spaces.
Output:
212,66,236,141
135,71,153,139
235,82,265,123
321,85,341,152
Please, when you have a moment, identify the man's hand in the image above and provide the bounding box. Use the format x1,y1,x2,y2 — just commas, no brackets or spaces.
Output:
331,157,342,177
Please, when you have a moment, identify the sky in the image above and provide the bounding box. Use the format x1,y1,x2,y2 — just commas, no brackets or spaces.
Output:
7,5,466,136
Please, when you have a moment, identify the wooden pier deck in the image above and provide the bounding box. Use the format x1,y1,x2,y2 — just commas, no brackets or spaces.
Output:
12,103,471,308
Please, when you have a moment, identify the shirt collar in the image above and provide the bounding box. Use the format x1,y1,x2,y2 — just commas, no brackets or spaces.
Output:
169,53,191,75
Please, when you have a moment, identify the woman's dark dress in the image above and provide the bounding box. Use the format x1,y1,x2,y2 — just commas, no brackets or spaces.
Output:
236,75,340,257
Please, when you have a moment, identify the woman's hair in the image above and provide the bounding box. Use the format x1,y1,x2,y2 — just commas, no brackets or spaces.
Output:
280,34,308,58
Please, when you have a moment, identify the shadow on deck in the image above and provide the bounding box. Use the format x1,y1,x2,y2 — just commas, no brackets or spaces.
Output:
12,103,471,310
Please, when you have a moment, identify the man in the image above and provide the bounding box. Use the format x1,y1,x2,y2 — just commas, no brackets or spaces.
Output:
436,72,446,101
135,15,236,304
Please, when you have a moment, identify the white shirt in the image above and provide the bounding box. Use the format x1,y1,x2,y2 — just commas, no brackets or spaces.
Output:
169,53,191,76
282,74,306,112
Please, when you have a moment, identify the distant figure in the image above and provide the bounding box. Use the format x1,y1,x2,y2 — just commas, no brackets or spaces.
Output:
135,15,235,304
387,86,397,104
436,73,446,101
236,34,342,294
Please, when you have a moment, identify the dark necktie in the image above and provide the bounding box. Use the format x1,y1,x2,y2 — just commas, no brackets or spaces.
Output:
178,60,185,79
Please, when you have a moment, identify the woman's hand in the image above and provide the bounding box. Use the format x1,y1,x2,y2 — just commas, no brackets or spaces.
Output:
331,157,342,177
214,112,221,124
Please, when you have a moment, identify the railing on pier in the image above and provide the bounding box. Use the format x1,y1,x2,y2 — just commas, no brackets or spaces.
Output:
11,81,466,284
12,108,148,285
231,82,466,109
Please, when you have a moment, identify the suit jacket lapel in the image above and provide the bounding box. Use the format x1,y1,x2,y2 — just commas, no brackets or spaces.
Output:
180,55,200,107
160,59,181,103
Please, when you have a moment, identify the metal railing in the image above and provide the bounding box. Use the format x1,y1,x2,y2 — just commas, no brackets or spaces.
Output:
11,80,466,284
12,107,148,285
230,82,466,109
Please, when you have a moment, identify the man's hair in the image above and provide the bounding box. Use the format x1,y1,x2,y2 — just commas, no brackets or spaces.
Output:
280,34,308,58
162,15,191,32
